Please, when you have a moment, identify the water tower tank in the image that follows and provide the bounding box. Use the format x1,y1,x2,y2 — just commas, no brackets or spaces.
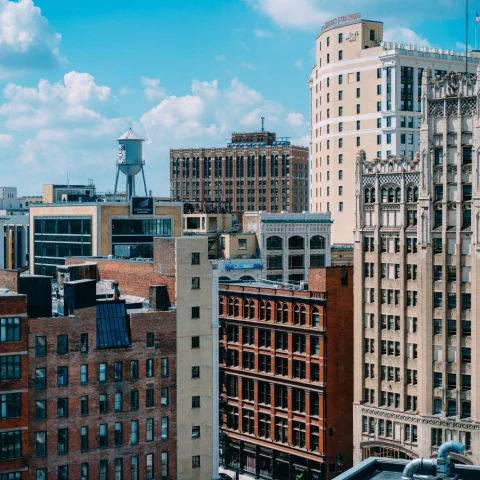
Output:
117,128,144,176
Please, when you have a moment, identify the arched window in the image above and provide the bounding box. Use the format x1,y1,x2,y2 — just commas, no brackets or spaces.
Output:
364,188,370,203
293,305,300,324
244,301,250,319
266,236,283,250
407,186,413,203
283,304,288,323
388,187,395,203
260,301,266,320
234,299,240,317
266,302,272,321
310,236,325,249
413,187,419,202
219,276,230,282
219,297,224,315
239,275,255,281
300,306,306,325
382,188,388,203
371,187,376,203
228,298,234,316
289,236,304,250
395,188,401,203
276,303,283,322
312,308,320,327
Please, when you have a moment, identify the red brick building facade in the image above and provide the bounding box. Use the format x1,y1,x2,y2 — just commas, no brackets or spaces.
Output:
0,290,29,480
218,267,353,480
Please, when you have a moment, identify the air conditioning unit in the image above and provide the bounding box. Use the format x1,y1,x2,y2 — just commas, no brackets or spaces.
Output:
300,281,309,291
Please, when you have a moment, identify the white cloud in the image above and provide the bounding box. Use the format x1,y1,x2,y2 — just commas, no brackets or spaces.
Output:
455,41,472,52
214,54,226,61
241,62,256,70
0,0,63,74
294,58,303,68
254,27,274,38
246,0,460,31
287,112,308,127
119,86,131,95
0,133,13,146
384,26,431,47
141,77,166,101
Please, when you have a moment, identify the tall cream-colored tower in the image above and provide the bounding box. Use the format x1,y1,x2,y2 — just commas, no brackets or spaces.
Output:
353,67,480,464
310,14,480,242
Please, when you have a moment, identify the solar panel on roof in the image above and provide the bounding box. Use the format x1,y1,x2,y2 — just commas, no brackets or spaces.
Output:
96,301,131,349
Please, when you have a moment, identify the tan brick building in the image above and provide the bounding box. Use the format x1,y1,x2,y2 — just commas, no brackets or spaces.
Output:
353,68,480,464
170,130,309,213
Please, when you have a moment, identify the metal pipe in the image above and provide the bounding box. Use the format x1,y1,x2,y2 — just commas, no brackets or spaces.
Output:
437,440,465,459
401,458,436,480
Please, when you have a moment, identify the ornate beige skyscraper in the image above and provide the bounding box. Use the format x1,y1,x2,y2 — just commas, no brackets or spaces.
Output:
353,66,480,464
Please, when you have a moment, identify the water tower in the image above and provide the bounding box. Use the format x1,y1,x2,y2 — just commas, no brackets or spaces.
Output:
113,128,148,201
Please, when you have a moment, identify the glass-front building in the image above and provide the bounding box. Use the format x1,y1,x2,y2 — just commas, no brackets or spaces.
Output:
34,217,92,276
111,218,172,258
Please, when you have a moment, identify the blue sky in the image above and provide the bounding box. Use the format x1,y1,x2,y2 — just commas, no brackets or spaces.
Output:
0,0,476,195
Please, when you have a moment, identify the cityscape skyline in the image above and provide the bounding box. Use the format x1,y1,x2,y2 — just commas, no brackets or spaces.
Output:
0,0,477,194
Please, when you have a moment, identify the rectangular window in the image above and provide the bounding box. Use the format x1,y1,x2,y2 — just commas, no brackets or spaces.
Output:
81,396,88,416
99,460,108,480
99,424,108,448
161,387,169,407
192,456,201,468
57,366,68,386
1,355,21,380
191,252,200,265
114,422,123,446
146,358,154,378
99,363,107,383
192,395,201,408
131,420,138,445
161,416,169,440
81,426,89,451
114,392,122,412
146,388,154,408
146,418,154,442
192,306,200,319
80,364,88,384
161,452,169,478
0,317,20,342
99,393,108,413
57,428,68,454
35,336,46,356
146,332,154,347
81,463,89,480
192,336,200,348
130,360,138,379
58,466,68,480
114,459,122,480
146,454,154,480
131,457,138,480
114,361,122,381
57,397,68,418
192,366,200,378
57,334,68,355
192,277,200,289
80,333,88,353
131,390,139,410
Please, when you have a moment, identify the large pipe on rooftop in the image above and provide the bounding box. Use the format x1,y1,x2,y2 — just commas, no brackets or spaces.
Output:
437,440,465,459
401,458,436,480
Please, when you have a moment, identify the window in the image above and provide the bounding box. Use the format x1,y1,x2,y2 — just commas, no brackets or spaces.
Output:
192,366,200,378
80,333,88,353
146,358,154,378
130,457,138,480
356,87,360,98
370,29,375,40
191,306,200,319
35,399,46,420
0,317,20,342
161,416,169,440
0,430,21,460
57,366,68,386
114,392,122,412
192,455,201,469
161,357,169,377
99,460,108,480
35,336,46,356
0,355,21,381
356,104,360,114
146,418,154,442
192,336,200,348
192,425,201,438
161,452,169,478
99,424,108,448
114,361,122,381
377,101,382,112
99,363,107,382
76,423,88,452
130,420,139,445
81,396,88,416
80,364,88,384
191,252,200,265
339,74,343,84
58,466,68,480
130,360,138,379
114,459,122,480
36,470,47,480
338,33,343,43
99,393,108,413
57,334,68,355
146,388,154,408
57,397,68,418
192,277,200,289
80,463,89,480
57,427,68,454
192,395,201,408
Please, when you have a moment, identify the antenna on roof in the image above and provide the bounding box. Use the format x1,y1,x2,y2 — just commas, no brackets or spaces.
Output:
466,0,469,75
261,117,265,132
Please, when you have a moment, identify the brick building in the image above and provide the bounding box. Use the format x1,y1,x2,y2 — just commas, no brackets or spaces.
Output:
0,236,218,480
218,266,354,480
170,130,309,213
0,280,29,480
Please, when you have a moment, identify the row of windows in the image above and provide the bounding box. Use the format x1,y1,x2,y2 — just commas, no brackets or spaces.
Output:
265,235,325,250
221,301,323,326
363,237,418,253
33,358,171,387
0,317,21,342
35,453,177,480
362,416,418,442
363,186,419,204
35,419,173,456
